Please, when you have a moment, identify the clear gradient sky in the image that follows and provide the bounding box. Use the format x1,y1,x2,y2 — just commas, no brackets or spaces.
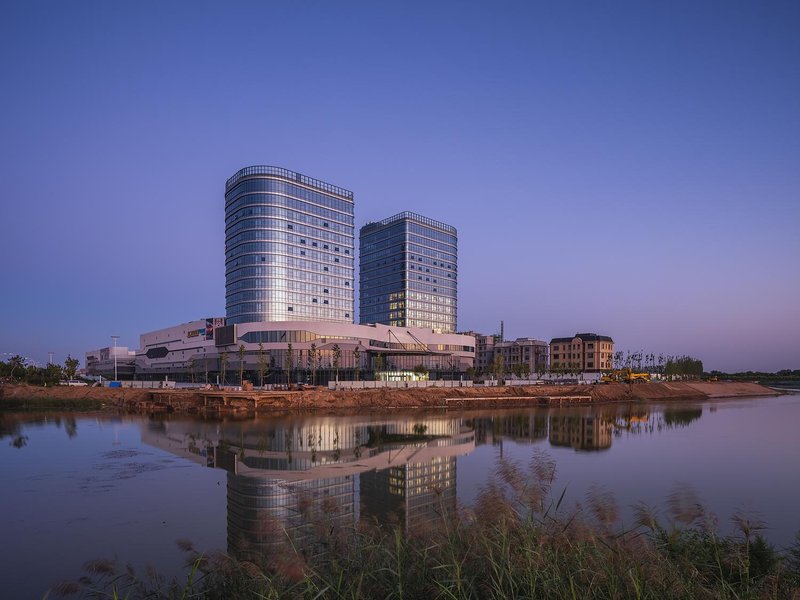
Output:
1,1,798,372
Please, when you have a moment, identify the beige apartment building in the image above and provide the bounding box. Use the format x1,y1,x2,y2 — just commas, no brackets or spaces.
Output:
492,337,549,375
549,333,614,373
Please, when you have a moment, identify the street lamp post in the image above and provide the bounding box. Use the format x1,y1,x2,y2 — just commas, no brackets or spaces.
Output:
111,335,119,382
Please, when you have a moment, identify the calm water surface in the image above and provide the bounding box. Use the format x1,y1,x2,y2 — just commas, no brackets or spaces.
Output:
2,393,799,598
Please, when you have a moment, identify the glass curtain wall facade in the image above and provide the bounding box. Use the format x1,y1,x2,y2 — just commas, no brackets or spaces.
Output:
360,212,457,333
225,166,355,324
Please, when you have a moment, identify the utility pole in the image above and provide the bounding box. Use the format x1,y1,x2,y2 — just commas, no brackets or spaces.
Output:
111,335,119,381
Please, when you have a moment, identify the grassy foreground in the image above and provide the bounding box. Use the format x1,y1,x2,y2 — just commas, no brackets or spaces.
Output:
55,457,800,600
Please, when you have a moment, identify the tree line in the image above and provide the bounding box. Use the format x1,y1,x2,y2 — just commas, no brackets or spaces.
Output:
0,355,80,386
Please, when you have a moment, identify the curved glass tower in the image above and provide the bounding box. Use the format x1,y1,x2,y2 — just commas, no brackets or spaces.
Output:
225,166,355,324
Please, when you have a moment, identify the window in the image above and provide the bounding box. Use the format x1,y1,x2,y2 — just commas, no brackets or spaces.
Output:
287,306,293,311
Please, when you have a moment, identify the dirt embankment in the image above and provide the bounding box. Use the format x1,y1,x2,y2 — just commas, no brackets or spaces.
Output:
0,381,780,413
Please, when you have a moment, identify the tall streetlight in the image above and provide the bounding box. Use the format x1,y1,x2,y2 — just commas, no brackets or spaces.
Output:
111,335,119,382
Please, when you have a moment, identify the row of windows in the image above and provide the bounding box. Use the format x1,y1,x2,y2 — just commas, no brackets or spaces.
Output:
408,291,456,305
226,269,351,292
226,213,353,242
551,343,613,351
240,330,360,344
406,318,455,332
225,192,354,227
361,297,456,316
406,232,457,256
407,223,457,249
225,178,353,215
362,291,456,307
225,231,353,261
225,252,353,277
359,275,457,297
408,280,456,295
224,246,353,277
227,308,351,323
227,289,352,306
359,260,454,282
226,301,352,318
360,239,409,261
359,242,456,271
406,246,457,269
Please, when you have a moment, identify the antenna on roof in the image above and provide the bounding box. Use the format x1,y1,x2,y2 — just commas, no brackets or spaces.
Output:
500,320,504,342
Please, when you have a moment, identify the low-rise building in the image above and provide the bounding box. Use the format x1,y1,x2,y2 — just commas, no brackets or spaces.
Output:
89,318,475,384
493,338,549,376
85,346,136,380
463,332,548,377
549,333,614,373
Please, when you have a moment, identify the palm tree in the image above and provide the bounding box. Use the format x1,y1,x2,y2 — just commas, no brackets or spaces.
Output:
238,344,246,385
353,345,362,382
258,343,268,388
332,344,341,383
220,351,229,385
285,343,294,387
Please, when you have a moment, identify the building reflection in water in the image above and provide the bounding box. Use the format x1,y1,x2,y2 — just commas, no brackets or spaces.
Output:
141,415,473,564
139,404,696,564
548,415,614,451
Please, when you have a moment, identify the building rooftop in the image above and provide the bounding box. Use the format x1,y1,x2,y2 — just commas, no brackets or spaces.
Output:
362,211,456,235
550,333,614,344
225,165,354,200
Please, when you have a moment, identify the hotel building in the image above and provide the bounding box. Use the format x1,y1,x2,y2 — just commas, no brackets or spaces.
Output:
360,212,457,333
225,166,355,324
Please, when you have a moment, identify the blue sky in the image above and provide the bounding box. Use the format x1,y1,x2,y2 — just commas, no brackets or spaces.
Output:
1,0,798,372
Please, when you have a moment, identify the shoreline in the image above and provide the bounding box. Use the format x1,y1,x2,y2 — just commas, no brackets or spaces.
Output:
0,381,781,414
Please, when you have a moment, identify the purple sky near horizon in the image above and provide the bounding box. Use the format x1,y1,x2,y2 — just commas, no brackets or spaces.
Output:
1,1,798,372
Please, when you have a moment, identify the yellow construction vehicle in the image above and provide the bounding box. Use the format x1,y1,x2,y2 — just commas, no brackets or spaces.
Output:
601,369,650,383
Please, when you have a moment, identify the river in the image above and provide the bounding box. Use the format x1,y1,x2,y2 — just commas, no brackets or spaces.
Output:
1,392,798,598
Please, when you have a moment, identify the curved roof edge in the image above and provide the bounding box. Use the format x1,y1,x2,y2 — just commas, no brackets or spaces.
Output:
225,165,354,200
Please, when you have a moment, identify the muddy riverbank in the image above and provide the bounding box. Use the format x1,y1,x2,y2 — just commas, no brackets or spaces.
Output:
0,381,779,414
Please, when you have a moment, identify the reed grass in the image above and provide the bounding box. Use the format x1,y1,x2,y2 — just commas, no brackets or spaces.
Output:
52,453,800,599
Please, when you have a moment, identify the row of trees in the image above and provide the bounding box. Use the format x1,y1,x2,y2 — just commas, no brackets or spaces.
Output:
0,355,80,386
611,351,704,378
606,351,704,379
708,369,800,381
